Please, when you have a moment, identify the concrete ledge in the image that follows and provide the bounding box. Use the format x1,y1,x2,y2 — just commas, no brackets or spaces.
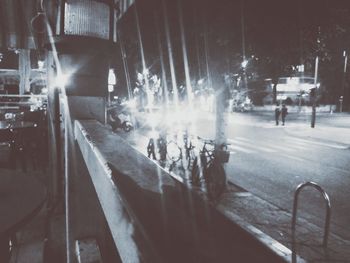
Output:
10,241,45,263
75,238,102,263
75,120,305,263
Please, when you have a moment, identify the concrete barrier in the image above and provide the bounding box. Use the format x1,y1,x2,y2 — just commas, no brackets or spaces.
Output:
75,238,103,263
75,120,305,263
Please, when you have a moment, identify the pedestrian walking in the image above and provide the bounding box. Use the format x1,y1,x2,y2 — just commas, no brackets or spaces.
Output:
275,105,281,125
281,104,288,125
147,138,156,160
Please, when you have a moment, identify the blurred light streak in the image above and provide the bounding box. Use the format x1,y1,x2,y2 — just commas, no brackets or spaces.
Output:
203,17,212,90
46,19,75,263
178,1,194,108
118,30,133,99
161,0,179,109
154,10,169,107
134,6,152,108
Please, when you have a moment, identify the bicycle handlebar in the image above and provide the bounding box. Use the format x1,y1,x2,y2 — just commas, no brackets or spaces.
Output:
197,136,215,145
197,136,230,149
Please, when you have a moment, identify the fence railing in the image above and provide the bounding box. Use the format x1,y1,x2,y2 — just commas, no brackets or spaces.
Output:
0,95,47,119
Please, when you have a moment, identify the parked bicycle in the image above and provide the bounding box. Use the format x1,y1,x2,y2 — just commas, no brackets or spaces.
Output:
183,131,196,170
167,140,184,173
157,133,168,167
191,136,230,200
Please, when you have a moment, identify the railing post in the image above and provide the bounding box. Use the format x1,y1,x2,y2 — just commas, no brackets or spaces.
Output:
292,181,331,247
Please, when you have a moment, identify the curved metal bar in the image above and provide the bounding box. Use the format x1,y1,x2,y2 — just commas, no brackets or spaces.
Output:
292,181,331,247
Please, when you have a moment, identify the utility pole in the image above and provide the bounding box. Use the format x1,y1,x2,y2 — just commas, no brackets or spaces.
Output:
311,27,321,128
340,50,347,112
118,30,132,100
311,56,318,128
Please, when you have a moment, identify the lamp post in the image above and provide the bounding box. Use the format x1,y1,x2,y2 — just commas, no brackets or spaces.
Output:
311,56,319,128
311,27,321,128
241,59,249,95
341,50,347,112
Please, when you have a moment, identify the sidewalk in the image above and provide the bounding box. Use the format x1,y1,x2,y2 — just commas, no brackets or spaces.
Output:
220,182,350,263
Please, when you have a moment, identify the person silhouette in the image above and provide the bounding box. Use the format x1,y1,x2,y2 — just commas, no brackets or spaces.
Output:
147,138,156,160
281,104,288,125
275,104,281,125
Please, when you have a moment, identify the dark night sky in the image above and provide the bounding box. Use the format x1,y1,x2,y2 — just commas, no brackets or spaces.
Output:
115,0,350,97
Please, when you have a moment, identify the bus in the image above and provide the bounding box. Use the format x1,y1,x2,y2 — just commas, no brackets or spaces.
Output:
276,76,318,104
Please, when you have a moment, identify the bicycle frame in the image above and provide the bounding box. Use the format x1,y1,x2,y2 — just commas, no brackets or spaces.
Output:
193,137,229,200
199,142,215,169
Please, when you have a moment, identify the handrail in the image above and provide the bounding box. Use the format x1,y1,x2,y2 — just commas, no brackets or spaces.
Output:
0,95,47,111
291,181,331,247
0,94,47,98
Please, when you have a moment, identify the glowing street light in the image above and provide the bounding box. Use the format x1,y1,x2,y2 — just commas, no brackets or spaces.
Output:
108,69,116,103
38,60,45,69
55,72,70,89
241,60,248,69
142,68,149,76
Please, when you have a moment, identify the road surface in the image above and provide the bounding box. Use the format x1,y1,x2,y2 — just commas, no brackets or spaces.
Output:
194,112,350,241
124,111,350,241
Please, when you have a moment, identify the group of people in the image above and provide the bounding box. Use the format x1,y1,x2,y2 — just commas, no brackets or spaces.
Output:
275,104,288,126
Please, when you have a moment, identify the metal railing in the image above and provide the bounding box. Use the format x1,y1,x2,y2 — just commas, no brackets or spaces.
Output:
0,95,47,120
291,181,331,247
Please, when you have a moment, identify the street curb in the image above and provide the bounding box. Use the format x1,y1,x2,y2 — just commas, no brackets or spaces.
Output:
224,180,307,263
218,208,306,263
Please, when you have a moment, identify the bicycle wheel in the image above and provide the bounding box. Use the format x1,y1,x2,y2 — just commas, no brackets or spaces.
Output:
204,162,226,200
167,141,181,162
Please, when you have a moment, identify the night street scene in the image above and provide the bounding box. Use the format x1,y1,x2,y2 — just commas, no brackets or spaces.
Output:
0,0,350,262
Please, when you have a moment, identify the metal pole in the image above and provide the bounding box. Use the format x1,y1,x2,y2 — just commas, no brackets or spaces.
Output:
292,181,331,248
214,82,227,189
311,56,318,128
118,31,132,100
341,51,347,112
